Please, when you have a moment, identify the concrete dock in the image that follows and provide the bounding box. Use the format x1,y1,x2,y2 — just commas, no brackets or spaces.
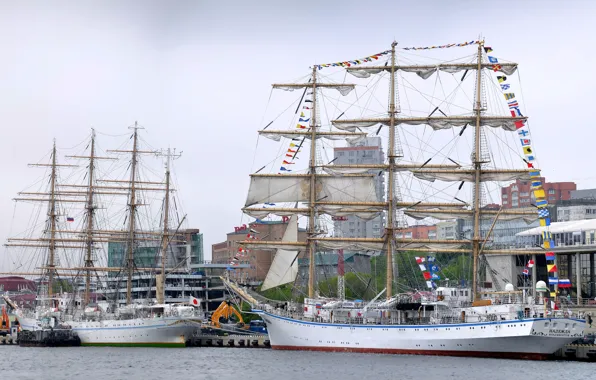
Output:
188,334,270,348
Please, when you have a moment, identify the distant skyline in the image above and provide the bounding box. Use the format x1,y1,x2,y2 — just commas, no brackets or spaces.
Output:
1,0,595,271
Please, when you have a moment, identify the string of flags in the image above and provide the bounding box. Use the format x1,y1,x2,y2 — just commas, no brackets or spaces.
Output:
313,50,391,70
488,45,568,297
314,40,482,70
227,228,259,271
402,40,481,51
415,256,440,289
279,103,310,172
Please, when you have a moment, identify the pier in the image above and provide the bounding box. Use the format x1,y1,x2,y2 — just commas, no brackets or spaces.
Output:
188,334,270,348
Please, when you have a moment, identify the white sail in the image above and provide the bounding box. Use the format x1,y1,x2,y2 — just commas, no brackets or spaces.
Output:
260,130,367,143
245,175,379,206
243,204,383,221
332,116,526,132
273,83,355,96
405,209,538,223
412,169,531,182
347,62,518,79
261,215,300,291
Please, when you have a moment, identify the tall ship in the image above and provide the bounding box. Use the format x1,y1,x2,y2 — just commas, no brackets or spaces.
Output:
228,39,585,359
3,124,202,347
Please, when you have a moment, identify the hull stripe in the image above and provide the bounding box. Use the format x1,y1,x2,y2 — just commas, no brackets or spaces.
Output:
81,342,186,348
271,345,551,360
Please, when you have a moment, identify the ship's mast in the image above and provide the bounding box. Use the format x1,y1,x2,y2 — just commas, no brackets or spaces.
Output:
157,148,180,304
386,41,397,299
471,42,484,302
125,123,140,305
307,66,318,298
83,130,97,305
47,140,58,299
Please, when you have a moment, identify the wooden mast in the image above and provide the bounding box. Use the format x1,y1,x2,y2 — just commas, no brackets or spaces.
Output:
386,41,397,299
47,140,58,300
125,123,140,305
471,41,484,302
308,66,318,299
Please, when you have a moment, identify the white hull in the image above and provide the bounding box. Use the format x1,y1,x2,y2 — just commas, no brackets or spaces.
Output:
19,315,200,347
258,311,585,360
69,317,199,347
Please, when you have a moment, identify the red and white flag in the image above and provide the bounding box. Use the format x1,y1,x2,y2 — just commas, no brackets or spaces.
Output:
189,296,200,307
415,257,425,264
527,260,535,268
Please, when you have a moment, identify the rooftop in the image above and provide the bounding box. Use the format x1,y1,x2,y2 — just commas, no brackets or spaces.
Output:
517,219,596,236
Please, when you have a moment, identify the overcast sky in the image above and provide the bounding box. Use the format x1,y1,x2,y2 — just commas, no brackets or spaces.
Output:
0,0,594,270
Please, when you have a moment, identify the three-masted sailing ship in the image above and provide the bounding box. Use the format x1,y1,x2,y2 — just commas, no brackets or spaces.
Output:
3,125,202,347
232,40,585,359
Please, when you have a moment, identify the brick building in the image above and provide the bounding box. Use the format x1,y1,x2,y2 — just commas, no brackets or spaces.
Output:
212,219,307,283
501,177,576,209
395,224,437,239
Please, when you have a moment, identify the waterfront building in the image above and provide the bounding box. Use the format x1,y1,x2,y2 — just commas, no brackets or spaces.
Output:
501,177,576,209
107,228,204,273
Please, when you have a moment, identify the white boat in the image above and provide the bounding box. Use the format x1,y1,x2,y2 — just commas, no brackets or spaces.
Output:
255,290,584,360
230,39,586,359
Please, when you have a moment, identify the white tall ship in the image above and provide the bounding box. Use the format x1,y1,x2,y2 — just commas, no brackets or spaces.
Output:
3,126,202,347
230,40,585,359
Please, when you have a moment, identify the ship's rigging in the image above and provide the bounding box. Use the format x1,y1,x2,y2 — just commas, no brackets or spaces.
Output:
238,40,541,302
2,124,185,308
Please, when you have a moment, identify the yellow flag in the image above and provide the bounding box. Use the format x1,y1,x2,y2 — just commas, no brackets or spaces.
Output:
550,292,556,297
534,189,545,199
300,112,305,117
539,219,547,227
523,146,533,155
543,240,551,249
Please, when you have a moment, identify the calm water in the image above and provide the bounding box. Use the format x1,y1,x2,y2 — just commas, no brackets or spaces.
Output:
1,346,593,380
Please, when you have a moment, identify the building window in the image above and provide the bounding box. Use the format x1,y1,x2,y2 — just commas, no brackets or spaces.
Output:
548,189,556,195
349,151,355,156
503,200,508,204
520,192,529,197
337,152,344,156
502,194,508,199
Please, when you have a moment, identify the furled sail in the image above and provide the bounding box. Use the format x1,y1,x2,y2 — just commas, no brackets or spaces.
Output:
260,130,367,143
405,209,538,223
412,169,531,182
347,62,518,79
273,83,355,96
245,174,379,207
332,116,527,132
243,204,384,220
261,215,300,291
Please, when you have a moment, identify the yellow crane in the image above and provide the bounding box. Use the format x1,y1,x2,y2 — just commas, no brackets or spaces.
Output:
210,300,246,329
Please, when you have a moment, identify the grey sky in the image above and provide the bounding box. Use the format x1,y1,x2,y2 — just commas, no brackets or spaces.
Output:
0,0,594,270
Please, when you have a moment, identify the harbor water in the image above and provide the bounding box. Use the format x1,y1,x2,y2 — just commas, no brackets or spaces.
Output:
1,346,593,380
